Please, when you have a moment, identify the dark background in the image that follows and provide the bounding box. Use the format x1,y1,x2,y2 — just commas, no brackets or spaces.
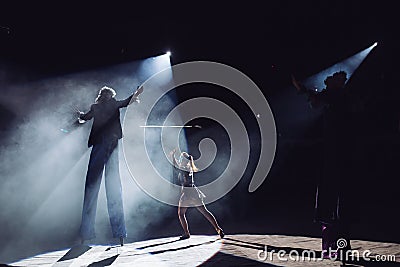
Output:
0,0,399,261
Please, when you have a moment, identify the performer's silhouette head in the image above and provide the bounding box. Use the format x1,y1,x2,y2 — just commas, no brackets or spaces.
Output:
95,86,116,103
324,71,347,90
178,151,199,172
178,152,190,165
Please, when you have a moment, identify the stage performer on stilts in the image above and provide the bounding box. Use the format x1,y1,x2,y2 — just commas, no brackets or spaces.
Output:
292,71,355,258
77,85,143,246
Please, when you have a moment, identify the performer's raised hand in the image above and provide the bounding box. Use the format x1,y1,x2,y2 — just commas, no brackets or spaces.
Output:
133,85,144,103
135,85,144,95
71,105,86,123
291,74,302,92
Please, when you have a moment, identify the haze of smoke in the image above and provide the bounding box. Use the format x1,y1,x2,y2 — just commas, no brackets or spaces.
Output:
0,57,242,263
0,59,179,263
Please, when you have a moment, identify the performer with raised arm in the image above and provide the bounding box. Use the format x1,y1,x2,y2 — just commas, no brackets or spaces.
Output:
292,71,354,258
170,148,224,240
78,85,143,246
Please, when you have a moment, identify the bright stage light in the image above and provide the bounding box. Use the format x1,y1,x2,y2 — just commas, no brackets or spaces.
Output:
301,42,378,91
166,51,171,57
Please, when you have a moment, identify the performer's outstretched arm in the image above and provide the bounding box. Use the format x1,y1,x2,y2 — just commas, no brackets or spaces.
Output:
188,155,199,173
291,74,308,93
117,86,144,108
291,74,327,109
79,105,94,121
170,148,179,167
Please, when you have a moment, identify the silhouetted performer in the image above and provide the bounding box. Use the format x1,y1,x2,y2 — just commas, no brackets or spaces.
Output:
170,149,224,240
78,85,143,246
292,71,353,257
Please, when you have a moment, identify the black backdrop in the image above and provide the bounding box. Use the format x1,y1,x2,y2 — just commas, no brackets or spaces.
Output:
0,1,399,262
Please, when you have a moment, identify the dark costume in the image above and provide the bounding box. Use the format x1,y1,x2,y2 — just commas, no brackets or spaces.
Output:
171,152,224,239
172,158,205,207
79,94,134,240
298,72,353,254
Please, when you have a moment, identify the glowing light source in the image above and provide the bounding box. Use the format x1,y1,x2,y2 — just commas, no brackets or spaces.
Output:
301,42,378,91
166,51,171,57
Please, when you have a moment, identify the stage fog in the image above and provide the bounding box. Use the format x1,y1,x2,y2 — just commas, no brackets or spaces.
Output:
0,55,195,262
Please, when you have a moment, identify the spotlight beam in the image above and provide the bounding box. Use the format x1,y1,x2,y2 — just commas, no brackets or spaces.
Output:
301,41,378,91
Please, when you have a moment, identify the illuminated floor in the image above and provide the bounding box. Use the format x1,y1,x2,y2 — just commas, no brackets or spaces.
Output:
10,234,400,266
